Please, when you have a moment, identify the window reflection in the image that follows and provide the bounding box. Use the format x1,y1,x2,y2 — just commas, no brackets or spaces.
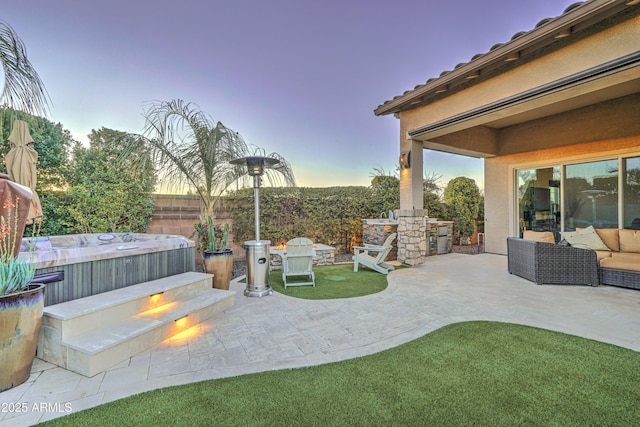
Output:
564,160,618,230
517,167,560,240
625,157,640,229
517,156,639,235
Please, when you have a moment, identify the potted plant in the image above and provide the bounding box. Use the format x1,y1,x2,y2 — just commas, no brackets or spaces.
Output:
0,186,45,392
192,216,233,290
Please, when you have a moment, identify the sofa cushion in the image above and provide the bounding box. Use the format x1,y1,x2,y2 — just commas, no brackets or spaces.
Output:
610,252,640,261
523,230,555,244
595,250,613,261
619,229,640,253
600,257,640,272
563,226,610,251
594,228,620,252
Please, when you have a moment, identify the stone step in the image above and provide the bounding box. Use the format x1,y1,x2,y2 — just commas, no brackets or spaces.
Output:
61,290,234,377
41,272,214,341
38,272,235,377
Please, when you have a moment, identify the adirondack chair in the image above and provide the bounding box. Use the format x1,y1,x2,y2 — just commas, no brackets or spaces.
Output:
352,233,397,274
281,238,316,288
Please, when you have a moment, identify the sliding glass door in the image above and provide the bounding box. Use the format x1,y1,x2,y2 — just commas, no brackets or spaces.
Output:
625,156,640,229
564,159,618,231
516,155,640,238
517,167,560,239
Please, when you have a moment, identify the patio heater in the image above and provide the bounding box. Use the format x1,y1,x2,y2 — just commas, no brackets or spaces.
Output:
230,156,280,297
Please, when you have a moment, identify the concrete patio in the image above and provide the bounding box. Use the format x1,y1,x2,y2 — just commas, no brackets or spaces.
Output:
2,253,639,426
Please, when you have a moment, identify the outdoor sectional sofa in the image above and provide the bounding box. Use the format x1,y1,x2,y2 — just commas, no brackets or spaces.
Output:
507,227,640,290
590,227,640,290
507,236,598,286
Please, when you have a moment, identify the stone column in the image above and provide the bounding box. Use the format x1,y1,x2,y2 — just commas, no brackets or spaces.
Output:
397,209,428,265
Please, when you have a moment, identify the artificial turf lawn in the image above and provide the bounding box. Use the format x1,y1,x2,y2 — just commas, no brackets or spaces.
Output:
246,263,389,299
42,322,640,426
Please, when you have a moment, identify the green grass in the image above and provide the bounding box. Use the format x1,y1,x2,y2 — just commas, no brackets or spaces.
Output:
244,263,389,300
42,322,640,426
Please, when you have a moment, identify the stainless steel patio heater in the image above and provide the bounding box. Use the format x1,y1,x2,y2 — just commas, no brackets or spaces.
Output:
230,156,280,297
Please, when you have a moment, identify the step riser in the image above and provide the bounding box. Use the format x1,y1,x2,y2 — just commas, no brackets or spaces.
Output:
46,276,213,341
38,272,234,377
63,295,234,377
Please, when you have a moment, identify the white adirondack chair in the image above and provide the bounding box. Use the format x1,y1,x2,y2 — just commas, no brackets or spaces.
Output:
352,233,397,274
281,238,316,288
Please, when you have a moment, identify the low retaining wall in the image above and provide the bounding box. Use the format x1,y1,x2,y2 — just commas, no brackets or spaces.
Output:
269,244,336,270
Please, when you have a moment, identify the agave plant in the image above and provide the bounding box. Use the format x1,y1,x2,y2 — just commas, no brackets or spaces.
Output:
0,255,35,296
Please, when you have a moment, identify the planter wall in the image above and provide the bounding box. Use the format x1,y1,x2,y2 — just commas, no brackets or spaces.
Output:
0,283,45,392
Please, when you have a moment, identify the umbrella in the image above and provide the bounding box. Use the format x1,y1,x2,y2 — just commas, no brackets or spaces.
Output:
5,119,42,224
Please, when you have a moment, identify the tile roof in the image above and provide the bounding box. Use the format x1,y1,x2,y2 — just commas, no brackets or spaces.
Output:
374,0,634,116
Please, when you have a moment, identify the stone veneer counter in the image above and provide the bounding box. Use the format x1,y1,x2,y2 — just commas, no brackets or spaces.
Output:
362,219,399,261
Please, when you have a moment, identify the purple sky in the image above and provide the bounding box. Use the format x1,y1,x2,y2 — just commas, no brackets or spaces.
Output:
3,0,578,189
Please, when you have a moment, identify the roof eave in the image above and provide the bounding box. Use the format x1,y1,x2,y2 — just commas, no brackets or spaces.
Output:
374,0,629,117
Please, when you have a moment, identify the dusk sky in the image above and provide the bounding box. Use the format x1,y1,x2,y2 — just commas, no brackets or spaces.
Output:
4,0,579,190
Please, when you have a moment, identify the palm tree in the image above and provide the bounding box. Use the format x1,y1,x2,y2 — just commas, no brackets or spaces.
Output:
0,20,49,117
136,99,296,217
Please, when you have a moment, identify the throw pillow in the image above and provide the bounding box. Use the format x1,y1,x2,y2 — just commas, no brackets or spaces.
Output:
619,229,640,253
522,230,555,244
562,226,610,251
594,228,620,252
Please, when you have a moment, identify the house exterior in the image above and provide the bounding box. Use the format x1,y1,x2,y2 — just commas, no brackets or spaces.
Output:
375,0,640,264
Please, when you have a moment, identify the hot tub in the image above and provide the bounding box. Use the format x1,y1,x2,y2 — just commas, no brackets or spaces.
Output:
19,233,196,306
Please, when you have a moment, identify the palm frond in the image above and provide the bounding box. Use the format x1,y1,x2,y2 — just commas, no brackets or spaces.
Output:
0,20,50,117
133,99,296,216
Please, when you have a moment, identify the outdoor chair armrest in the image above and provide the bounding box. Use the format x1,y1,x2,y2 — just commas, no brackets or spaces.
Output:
352,246,373,257
363,244,385,251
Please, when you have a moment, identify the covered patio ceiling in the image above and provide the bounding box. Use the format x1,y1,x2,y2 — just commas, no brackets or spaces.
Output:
411,52,640,158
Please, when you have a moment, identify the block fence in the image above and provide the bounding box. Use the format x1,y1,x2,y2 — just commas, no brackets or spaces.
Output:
146,194,244,261
147,195,461,266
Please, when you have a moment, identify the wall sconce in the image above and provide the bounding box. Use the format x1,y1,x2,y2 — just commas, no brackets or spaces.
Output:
399,151,411,169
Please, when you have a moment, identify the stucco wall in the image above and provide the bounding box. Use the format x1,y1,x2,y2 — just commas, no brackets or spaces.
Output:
497,93,640,155
485,136,640,254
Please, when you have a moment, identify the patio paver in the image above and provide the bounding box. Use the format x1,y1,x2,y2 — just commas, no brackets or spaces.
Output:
2,253,639,426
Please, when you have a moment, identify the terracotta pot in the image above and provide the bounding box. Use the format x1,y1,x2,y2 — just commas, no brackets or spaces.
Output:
203,249,233,290
0,283,45,392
